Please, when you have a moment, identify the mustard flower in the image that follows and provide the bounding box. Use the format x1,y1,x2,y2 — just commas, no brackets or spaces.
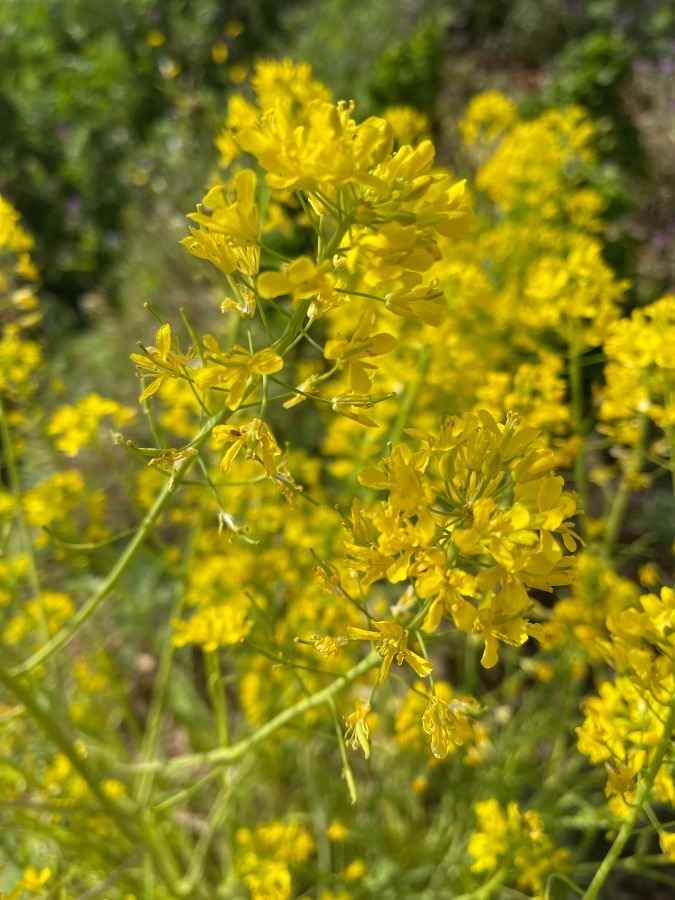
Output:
48,393,135,457
195,336,283,410
172,602,251,651
323,309,397,393
130,323,197,402
257,256,335,309
212,418,282,477
345,412,578,668
182,169,261,278
347,620,433,683
460,91,518,146
468,799,569,897
344,698,372,758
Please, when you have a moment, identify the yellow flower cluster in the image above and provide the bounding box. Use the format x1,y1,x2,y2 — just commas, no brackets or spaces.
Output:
0,194,39,287
382,105,430,148
0,195,42,420
3,591,75,647
460,91,517,146
475,106,597,225
597,294,675,480
577,585,675,820
543,551,640,666
47,393,135,457
468,798,569,897
343,411,579,670
235,819,315,900
318,91,620,497
185,56,473,344
172,555,253,652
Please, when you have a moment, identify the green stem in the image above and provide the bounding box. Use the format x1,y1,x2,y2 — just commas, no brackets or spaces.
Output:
177,781,234,895
0,661,184,893
453,866,509,900
388,344,431,447
328,696,357,805
10,404,235,678
582,693,675,900
128,651,380,777
205,651,229,747
132,590,185,810
273,299,312,356
74,854,140,900
600,412,649,566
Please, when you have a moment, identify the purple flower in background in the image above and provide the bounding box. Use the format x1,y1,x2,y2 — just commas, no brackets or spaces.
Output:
66,194,84,217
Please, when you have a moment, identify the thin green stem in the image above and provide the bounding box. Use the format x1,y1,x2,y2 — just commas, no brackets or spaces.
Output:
177,781,234,895
600,412,649,566
453,866,509,900
0,661,184,893
205,651,229,747
133,593,186,810
126,651,380,777
273,299,312,356
10,403,235,677
328,696,357,805
334,287,386,303
74,854,140,900
388,344,431,447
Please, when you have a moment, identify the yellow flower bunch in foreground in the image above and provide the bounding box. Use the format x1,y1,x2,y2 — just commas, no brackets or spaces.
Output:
342,411,579,670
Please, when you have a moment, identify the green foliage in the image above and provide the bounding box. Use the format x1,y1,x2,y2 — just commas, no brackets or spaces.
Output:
545,32,644,167
0,0,291,320
369,16,448,115
276,0,448,116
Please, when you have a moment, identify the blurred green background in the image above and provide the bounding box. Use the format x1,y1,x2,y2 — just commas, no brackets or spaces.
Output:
2,0,674,336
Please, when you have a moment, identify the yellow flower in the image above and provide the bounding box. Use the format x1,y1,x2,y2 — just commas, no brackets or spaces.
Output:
422,693,479,759
468,799,568,895
130,323,196,402
195,337,283,410
660,832,675,862
460,91,517,146
14,867,52,894
327,818,349,841
48,393,135,456
257,257,335,309
384,278,447,327
188,171,260,246
343,859,367,882
145,29,165,48
212,418,282,476
383,105,430,146
172,601,252,651
344,699,372,758
347,620,433,683
182,171,260,278
324,309,397,392
211,43,228,65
